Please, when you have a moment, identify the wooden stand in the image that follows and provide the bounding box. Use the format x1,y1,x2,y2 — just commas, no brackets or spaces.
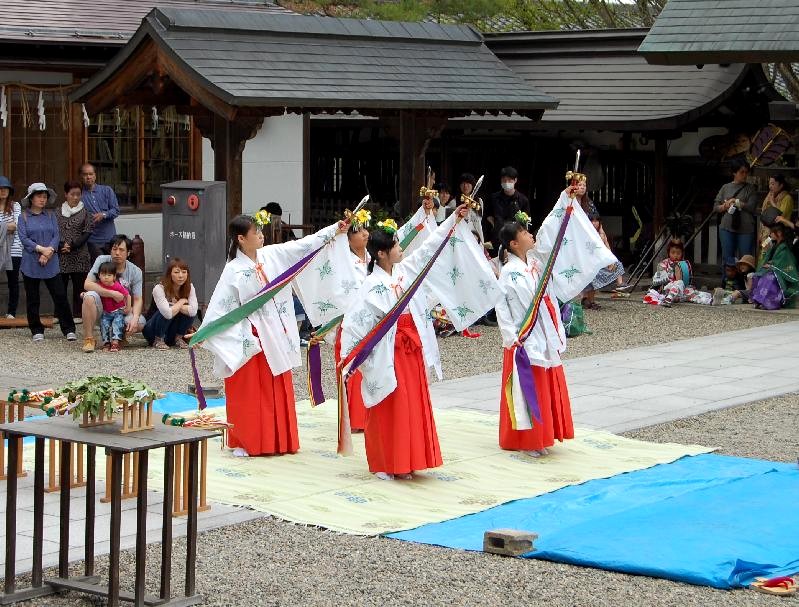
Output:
119,399,154,434
45,440,86,493
172,439,210,517
100,452,139,503
0,401,27,480
99,436,212,517
79,408,114,428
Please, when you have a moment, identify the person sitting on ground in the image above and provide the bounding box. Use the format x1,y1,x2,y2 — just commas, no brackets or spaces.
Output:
143,257,197,350
582,212,624,310
712,258,747,305
648,239,712,307
751,223,799,309
715,255,756,305
81,234,145,352
95,261,130,353
759,174,794,250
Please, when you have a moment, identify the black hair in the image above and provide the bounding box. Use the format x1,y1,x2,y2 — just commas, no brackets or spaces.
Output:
96,261,118,279
458,173,476,187
261,202,282,215
667,239,684,253
109,234,132,255
588,211,601,222
729,157,750,174
771,174,789,190
435,182,450,194
497,221,525,262
227,214,257,261
500,166,519,180
366,227,397,274
770,222,791,240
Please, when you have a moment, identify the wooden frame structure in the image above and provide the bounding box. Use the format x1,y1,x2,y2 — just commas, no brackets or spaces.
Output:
71,8,556,220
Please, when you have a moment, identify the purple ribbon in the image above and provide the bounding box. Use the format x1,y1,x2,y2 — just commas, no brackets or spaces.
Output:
189,348,209,411
513,346,543,425
307,343,326,406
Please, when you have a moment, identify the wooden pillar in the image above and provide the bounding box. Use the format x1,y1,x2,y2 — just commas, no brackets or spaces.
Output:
196,113,263,223
654,137,668,232
396,111,447,218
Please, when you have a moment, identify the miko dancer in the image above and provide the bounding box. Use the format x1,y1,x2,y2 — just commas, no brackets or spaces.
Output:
495,177,621,455
200,211,346,457
340,203,495,479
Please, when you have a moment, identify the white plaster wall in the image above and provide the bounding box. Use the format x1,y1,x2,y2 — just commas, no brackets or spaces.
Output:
668,127,728,157
199,114,304,223
116,214,163,272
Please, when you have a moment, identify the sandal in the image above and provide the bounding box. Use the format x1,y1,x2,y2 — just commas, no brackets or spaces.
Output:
109,340,120,353
153,337,170,350
751,576,796,596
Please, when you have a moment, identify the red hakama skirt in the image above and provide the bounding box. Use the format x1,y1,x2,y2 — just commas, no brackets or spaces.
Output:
224,351,299,456
364,315,442,474
499,348,574,451
334,326,367,431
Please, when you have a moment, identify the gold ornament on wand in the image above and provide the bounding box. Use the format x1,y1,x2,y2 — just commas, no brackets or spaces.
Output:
419,165,438,200
565,149,586,199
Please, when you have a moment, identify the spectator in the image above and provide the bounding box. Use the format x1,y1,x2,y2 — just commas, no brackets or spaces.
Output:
260,202,298,244
143,257,197,349
57,180,93,319
582,211,624,310
485,166,530,248
713,159,759,281
0,176,22,319
95,261,130,353
16,183,76,342
456,173,485,243
79,163,119,260
759,174,794,251
81,234,145,352
434,183,453,224
712,256,752,305
752,223,798,309
648,239,712,307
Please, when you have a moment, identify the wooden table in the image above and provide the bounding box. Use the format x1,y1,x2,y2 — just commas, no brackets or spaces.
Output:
0,417,216,607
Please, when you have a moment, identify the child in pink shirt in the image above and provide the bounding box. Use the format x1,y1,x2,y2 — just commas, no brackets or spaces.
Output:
96,261,130,352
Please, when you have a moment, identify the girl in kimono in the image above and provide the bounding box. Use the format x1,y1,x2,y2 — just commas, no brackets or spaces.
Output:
495,220,572,456
332,217,371,431
753,223,799,309
201,212,344,457
341,204,470,480
650,240,712,307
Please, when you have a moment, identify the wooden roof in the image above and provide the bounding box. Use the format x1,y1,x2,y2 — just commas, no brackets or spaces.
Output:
0,0,290,44
71,8,557,119
481,28,759,131
639,0,799,64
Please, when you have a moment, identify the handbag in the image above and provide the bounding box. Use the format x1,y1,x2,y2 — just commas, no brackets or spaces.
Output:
751,272,784,310
760,205,782,227
560,300,591,337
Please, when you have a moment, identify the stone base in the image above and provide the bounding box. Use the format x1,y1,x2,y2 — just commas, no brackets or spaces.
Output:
483,528,537,557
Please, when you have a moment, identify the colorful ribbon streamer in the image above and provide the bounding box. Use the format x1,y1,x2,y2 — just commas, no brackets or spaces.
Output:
335,224,456,454
503,201,574,429
188,236,334,409
399,221,426,251
305,314,344,406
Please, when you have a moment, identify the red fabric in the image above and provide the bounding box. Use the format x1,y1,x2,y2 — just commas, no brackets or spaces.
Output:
364,315,442,474
223,351,298,456
499,349,574,450
334,326,366,431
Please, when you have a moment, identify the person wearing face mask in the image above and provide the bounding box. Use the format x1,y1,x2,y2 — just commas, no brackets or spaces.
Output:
485,166,530,248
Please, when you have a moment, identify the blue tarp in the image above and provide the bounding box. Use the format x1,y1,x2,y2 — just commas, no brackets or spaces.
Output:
389,454,799,589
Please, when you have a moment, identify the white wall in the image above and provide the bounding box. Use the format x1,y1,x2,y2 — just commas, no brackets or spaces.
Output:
200,114,304,221
668,127,728,157
116,214,162,271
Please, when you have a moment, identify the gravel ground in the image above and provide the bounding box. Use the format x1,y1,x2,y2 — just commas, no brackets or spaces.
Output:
3,299,798,606
0,296,794,399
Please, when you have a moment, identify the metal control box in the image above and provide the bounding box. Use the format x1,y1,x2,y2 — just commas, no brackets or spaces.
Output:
161,181,227,307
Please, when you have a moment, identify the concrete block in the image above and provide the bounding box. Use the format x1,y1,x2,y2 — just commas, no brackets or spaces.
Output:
187,384,222,398
483,528,537,556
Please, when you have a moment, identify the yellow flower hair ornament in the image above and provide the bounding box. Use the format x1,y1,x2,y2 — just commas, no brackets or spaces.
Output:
376,219,398,234
352,208,371,229
253,209,271,228
515,211,531,227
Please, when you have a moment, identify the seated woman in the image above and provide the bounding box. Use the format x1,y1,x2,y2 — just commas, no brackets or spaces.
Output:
759,175,794,252
751,223,799,310
143,258,197,349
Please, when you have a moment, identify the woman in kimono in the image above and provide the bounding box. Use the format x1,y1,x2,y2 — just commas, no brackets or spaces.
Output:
340,204,471,480
201,212,344,457
332,216,371,431
495,185,621,455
